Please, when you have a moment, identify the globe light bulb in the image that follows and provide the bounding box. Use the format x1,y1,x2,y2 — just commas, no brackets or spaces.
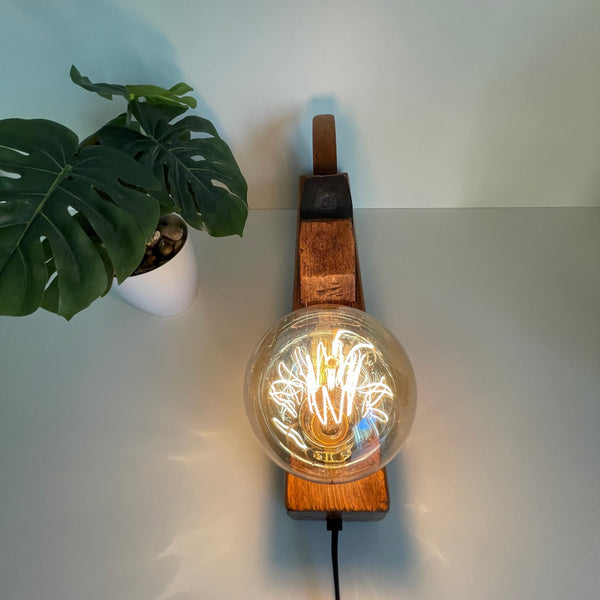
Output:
245,305,417,484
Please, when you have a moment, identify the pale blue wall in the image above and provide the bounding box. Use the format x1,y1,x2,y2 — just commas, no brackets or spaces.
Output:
2,0,599,208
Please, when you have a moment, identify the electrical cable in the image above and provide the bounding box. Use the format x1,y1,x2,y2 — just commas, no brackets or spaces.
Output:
327,515,343,600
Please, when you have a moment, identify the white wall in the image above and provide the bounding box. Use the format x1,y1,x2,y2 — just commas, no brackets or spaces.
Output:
2,0,599,209
0,208,599,600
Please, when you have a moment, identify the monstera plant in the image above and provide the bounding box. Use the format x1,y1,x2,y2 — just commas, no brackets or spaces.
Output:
0,66,247,320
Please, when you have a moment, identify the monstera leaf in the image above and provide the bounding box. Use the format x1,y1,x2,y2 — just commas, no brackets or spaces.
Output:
0,118,160,319
71,67,248,236
95,101,248,237
70,65,197,108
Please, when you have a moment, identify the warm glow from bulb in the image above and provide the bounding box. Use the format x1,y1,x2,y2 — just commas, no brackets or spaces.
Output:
268,329,393,458
244,306,416,483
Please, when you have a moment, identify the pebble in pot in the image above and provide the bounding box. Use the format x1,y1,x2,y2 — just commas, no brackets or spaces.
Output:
134,221,187,275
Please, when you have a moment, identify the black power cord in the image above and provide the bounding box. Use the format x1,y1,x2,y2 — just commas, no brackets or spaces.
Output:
327,516,343,600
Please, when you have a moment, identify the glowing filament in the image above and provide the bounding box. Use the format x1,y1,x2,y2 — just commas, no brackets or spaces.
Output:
269,329,393,451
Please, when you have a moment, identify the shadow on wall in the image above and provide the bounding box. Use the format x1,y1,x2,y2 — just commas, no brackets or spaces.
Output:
241,96,361,211
266,459,417,591
1,0,191,134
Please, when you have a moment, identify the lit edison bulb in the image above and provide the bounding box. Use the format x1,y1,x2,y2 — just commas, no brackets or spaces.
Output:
244,305,417,484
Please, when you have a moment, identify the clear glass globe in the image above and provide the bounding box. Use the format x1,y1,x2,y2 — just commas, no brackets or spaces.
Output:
244,305,417,484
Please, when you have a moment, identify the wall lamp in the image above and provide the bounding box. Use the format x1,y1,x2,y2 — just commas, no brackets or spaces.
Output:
244,114,417,596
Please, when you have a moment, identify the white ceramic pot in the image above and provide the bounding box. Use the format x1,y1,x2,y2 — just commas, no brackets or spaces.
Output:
112,215,198,317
